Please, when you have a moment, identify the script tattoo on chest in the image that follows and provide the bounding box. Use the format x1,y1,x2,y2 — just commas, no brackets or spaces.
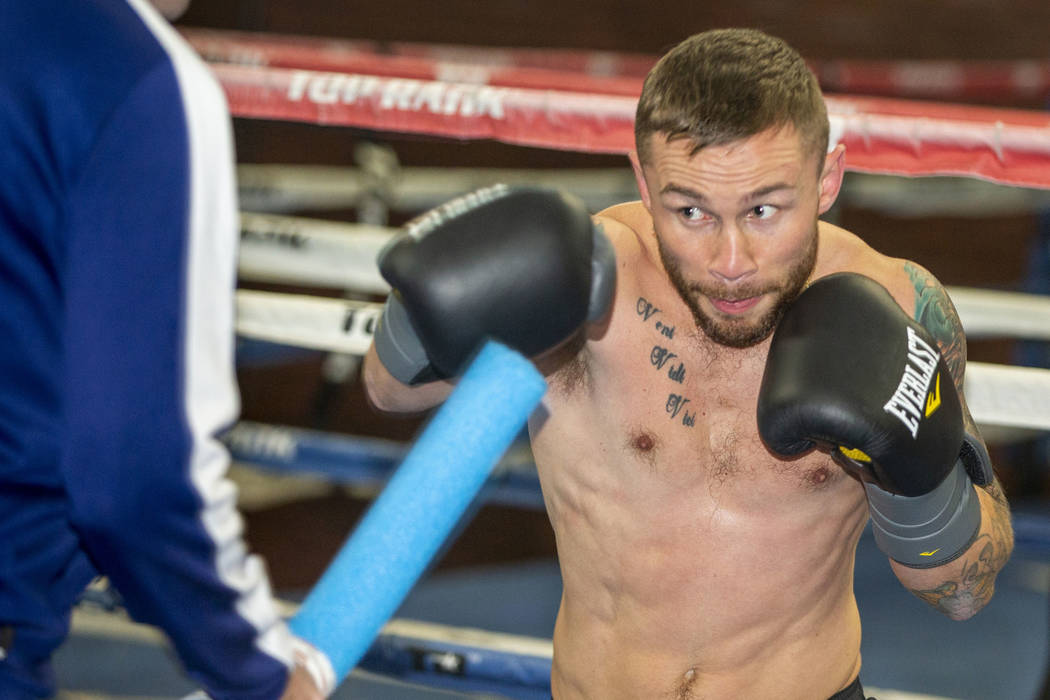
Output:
650,346,686,383
666,394,696,426
636,296,695,428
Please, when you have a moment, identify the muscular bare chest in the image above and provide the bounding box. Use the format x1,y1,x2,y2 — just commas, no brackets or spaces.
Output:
538,289,842,503
531,284,868,662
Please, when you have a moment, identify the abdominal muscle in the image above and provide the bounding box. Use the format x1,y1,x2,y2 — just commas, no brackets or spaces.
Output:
531,384,869,700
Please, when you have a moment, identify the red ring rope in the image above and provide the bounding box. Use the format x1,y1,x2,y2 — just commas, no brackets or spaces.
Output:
194,29,1050,189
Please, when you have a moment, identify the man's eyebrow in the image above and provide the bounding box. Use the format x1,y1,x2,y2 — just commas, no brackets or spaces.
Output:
659,184,707,201
743,183,794,203
659,182,796,204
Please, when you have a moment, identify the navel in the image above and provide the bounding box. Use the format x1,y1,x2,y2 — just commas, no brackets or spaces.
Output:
676,667,698,700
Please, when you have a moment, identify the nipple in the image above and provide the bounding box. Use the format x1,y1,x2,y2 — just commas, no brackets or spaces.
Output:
809,466,830,484
632,432,656,452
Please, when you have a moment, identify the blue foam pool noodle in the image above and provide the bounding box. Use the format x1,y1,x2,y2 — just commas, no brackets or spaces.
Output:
289,340,546,683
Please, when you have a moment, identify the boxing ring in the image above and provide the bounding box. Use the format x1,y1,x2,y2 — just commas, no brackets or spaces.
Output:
61,28,1050,700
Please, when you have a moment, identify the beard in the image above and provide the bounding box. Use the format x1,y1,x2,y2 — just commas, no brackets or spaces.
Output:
658,231,818,348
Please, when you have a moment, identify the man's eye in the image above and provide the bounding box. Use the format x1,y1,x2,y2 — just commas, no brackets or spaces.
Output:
680,207,703,221
750,204,778,220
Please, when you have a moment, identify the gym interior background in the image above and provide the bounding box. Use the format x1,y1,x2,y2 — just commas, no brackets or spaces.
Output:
176,0,1050,583
84,2,1050,697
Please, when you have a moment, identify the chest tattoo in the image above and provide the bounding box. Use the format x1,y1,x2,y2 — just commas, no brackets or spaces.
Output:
637,295,697,429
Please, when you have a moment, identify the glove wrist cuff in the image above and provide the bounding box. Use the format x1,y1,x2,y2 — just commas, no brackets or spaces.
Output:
864,459,981,568
373,295,437,385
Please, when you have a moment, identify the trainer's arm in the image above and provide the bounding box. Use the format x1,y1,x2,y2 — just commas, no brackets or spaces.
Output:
362,343,454,414
60,58,308,697
888,263,1014,620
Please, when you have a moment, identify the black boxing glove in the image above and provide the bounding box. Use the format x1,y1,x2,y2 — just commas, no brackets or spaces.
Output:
757,273,991,568
373,184,616,385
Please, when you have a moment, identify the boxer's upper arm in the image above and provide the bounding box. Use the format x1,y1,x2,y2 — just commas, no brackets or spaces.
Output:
902,262,968,398
901,261,1005,494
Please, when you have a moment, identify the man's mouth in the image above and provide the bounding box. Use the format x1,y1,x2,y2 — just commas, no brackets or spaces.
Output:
709,296,762,314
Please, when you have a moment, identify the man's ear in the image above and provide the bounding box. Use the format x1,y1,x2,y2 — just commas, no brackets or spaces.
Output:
817,143,846,215
628,151,652,211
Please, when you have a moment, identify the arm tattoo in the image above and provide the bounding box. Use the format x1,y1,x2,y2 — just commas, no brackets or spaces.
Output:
908,484,1013,618
902,262,1014,615
904,262,977,435
905,262,966,391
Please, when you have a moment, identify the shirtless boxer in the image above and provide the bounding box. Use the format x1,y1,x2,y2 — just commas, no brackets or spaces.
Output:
363,28,1014,700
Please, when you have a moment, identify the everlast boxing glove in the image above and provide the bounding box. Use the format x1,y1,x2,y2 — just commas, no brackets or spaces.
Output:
757,273,994,568
373,184,616,385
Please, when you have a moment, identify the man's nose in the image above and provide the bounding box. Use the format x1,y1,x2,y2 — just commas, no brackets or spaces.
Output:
708,225,757,283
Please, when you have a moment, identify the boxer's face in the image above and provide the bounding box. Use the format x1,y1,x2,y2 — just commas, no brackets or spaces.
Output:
631,126,844,348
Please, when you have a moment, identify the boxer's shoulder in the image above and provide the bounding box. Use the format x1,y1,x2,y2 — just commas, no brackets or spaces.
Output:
814,220,918,317
539,204,649,397
594,199,646,226
594,201,653,253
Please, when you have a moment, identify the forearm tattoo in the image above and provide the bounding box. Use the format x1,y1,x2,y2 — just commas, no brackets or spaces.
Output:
908,484,1013,618
902,263,1013,616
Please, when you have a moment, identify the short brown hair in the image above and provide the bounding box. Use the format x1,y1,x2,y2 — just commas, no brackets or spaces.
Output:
634,28,828,171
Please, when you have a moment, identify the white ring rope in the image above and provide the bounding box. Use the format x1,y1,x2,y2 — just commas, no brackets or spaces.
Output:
965,363,1050,432
239,212,394,292
949,287,1050,341
69,603,553,675
233,287,1050,432
837,174,1050,218
237,211,1050,342
236,290,380,355
239,163,1050,218
237,164,640,215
